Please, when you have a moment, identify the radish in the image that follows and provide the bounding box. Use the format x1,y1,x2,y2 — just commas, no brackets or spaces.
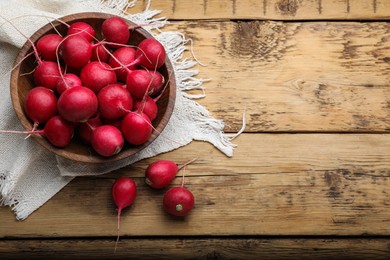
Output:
149,70,165,96
24,87,57,125
57,86,98,122
56,73,82,95
145,158,197,189
91,44,110,63
121,112,152,145
36,34,63,61
60,35,93,69
101,16,130,47
108,47,136,82
133,96,158,122
97,83,133,120
67,21,95,42
42,115,75,147
132,38,166,69
0,115,74,147
91,125,124,157
34,61,64,91
163,186,195,217
79,61,117,93
126,70,156,99
162,161,195,217
112,177,137,252
78,115,102,144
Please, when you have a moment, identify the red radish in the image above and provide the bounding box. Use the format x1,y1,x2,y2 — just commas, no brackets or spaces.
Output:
67,21,95,42
36,34,63,61
108,47,136,82
163,162,195,217
78,116,102,144
60,35,93,68
0,115,74,147
149,71,165,96
24,87,57,124
126,70,156,99
97,83,133,119
91,125,124,157
112,177,137,252
34,61,64,90
121,112,152,145
133,38,166,69
56,73,82,95
80,61,117,93
101,16,130,47
57,86,98,122
163,187,194,217
91,44,110,62
133,96,158,122
145,158,197,189
42,115,74,147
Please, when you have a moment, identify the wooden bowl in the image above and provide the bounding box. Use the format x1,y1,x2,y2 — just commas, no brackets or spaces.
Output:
10,12,176,163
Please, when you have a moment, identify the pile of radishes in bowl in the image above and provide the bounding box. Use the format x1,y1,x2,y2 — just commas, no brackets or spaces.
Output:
9,13,175,163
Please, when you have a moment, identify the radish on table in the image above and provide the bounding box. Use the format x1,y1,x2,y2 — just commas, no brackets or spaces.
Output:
111,177,137,252
145,158,197,189
162,164,195,217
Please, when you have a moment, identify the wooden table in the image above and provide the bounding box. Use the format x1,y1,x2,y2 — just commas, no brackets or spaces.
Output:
1,0,390,258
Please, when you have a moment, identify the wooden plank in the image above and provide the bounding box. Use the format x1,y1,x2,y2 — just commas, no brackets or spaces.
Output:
163,21,390,132
2,133,390,237
129,0,390,20
1,238,390,259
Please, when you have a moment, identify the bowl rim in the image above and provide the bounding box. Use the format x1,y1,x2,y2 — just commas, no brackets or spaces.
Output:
10,12,176,164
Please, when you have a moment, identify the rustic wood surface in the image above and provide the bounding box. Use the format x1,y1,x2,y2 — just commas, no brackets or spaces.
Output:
131,0,390,20
1,0,390,259
2,238,390,259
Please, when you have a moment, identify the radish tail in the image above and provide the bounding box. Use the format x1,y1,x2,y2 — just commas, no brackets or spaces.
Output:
114,207,122,253
181,168,186,188
177,158,198,171
0,129,43,135
25,121,39,139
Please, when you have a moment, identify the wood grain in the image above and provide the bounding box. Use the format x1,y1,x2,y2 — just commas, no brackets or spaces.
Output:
1,238,390,259
163,21,390,132
129,0,390,20
2,134,390,237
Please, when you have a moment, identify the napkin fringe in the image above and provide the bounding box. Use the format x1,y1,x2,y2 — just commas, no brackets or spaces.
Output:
155,30,236,156
0,170,19,212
